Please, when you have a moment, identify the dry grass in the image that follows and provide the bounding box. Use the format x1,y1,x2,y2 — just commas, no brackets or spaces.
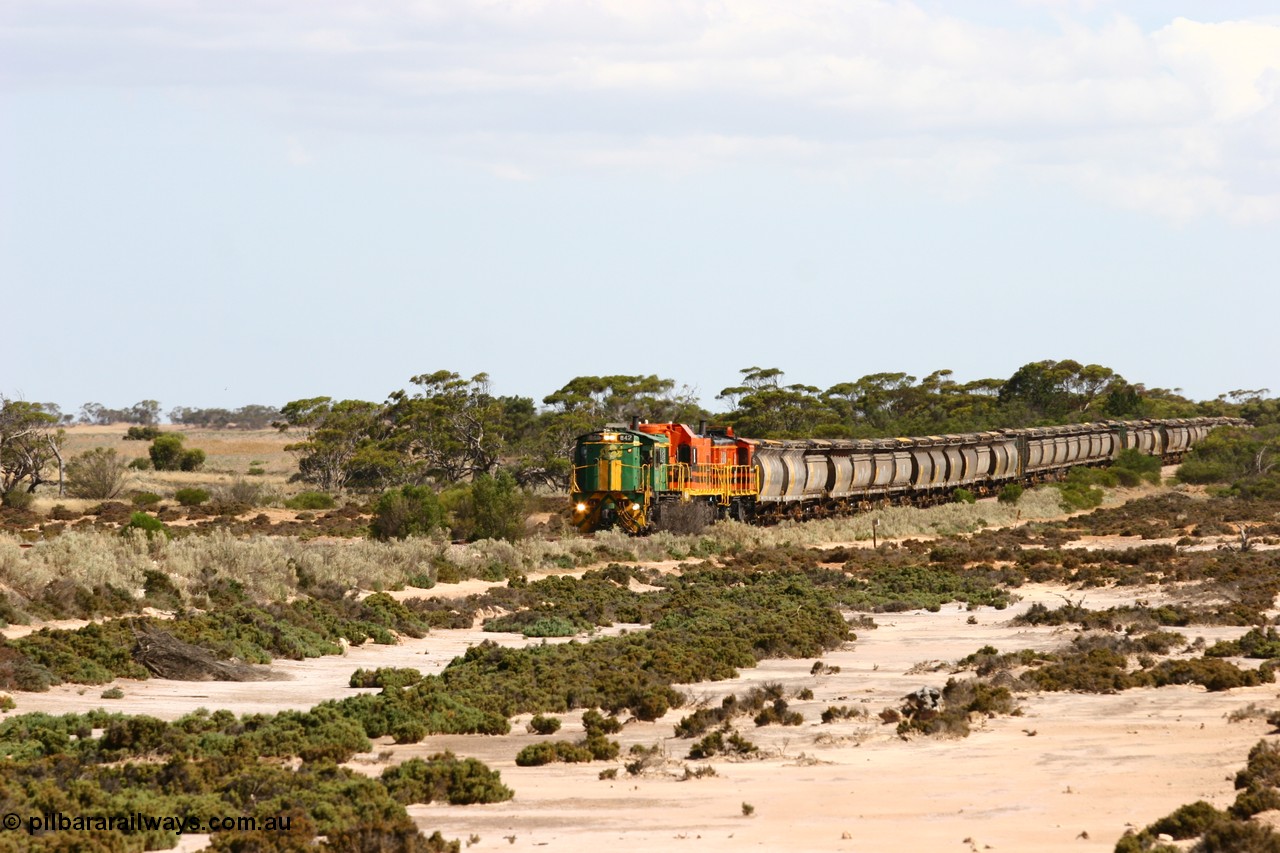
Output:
0,486,1089,606
44,425,298,507
698,487,1070,551
0,529,450,603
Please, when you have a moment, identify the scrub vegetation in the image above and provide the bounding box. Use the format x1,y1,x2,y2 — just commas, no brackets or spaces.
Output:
2,386,1279,850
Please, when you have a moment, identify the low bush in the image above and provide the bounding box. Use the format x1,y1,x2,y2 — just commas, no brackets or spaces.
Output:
66,448,129,500
380,752,513,805
1054,471,1106,511
149,434,205,472
222,478,264,506
1,489,34,510
998,484,1023,504
121,512,168,539
175,488,211,507
687,728,757,759
349,667,425,690
1112,448,1162,486
582,709,623,735
124,425,163,441
515,740,594,766
371,486,443,540
1206,627,1280,659
527,714,561,735
821,705,867,723
753,697,803,727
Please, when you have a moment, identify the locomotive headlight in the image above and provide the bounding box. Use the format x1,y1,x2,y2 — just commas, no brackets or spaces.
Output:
575,503,587,513
630,503,640,511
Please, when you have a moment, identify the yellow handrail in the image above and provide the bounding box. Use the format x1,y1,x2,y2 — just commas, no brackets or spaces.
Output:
664,464,758,504
572,461,759,506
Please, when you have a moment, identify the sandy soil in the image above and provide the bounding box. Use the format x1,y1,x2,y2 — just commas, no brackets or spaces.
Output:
6,575,1275,853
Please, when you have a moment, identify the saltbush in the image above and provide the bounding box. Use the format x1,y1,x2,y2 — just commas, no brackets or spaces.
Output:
380,752,513,805
121,512,168,539
175,488,211,507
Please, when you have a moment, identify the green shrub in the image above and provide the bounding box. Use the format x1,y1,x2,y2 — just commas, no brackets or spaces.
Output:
101,686,124,699
175,488,211,507
286,491,337,510
469,471,527,542
247,467,266,476
1054,480,1105,511
688,729,757,759
515,740,597,766
516,616,582,638
142,570,183,610
149,434,186,471
1206,628,1280,659
0,646,60,692
380,752,513,805
122,512,169,539
149,434,205,471
528,714,561,735
582,709,623,735
443,472,527,542
514,741,559,766
124,425,163,441
1145,800,1224,839
127,457,152,471
0,694,13,711
952,488,976,505
1,489,34,510
1195,818,1280,851
997,483,1023,504
349,668,424,690
180,448,206,471
131,491,162,507
371,486,444,540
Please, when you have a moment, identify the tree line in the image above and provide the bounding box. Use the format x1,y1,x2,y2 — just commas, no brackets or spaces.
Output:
3,360,1276,502
272,361,1276,494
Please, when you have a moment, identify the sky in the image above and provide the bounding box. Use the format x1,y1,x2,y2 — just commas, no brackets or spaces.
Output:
2,0,1278,418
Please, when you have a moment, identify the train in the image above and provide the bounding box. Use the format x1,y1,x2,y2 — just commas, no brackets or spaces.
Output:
569,416,1242,533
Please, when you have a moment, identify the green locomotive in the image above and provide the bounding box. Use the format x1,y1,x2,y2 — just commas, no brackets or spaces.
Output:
570,427,669,533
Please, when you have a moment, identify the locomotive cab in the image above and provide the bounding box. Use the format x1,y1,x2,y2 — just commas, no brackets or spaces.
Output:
570,428,669,533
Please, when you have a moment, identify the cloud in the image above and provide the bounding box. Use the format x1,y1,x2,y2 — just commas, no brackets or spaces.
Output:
4,1,1280,221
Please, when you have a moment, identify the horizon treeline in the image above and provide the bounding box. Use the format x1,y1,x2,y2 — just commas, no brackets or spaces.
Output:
5,360,1276,496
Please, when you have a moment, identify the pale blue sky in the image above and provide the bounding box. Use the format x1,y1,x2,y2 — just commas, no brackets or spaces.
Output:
3,1,1277,415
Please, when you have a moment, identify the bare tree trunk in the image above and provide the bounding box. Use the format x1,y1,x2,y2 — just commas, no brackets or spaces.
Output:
47,433,64,496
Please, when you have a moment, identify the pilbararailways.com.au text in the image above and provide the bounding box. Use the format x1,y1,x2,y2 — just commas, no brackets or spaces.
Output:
2,811,294,834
